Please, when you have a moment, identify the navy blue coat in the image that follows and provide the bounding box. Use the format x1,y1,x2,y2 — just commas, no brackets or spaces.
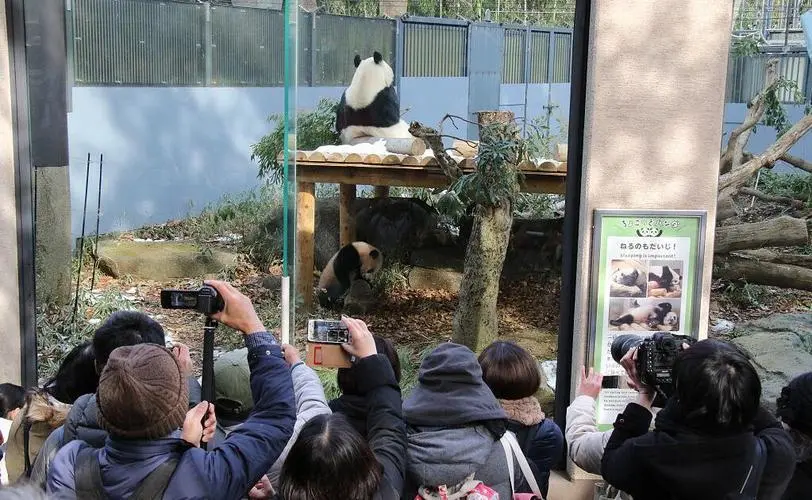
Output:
47,333,295,500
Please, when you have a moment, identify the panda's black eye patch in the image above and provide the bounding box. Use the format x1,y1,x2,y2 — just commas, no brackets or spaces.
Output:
373,51,382,64
354,54,361,68
370,250,380,259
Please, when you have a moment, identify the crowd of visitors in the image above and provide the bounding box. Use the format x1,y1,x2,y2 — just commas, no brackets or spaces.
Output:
0,279,807,499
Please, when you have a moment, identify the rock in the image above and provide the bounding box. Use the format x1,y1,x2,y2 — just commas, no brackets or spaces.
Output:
540,360,557,391
96,240,238,280
407,267,463,293
343,279,376,315
356,198,453,259
731,313,812,411
536,360,556,416
261,275,283,291
709,318,735,336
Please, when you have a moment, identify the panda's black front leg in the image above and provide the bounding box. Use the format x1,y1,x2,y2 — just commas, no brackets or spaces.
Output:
609,315,634,326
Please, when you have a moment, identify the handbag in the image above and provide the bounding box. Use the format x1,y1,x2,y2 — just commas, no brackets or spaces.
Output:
500,430,544,500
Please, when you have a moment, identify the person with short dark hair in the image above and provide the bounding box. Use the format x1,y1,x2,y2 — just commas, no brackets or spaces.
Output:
478,340,564,497
274,316,406,500
47,280,296,499
329,334,401,437
28,311,203,489
776,371,812,500
601,339,796,500
0,384,25,421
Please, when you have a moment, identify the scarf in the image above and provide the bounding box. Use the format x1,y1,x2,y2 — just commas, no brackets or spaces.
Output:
499,397,544,426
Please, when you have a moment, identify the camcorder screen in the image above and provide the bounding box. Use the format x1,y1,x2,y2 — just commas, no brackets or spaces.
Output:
308,320,350,344
161,290,198,309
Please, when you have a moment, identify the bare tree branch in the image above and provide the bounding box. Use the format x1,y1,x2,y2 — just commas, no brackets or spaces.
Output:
780,152,812,173
719,59,779,175
409,121,463,180
718,112,812,199
738,187,806,208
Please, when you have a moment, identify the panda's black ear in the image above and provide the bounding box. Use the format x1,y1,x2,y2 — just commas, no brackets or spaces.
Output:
354,54,361,68
370,249,380,259
373,51,383,64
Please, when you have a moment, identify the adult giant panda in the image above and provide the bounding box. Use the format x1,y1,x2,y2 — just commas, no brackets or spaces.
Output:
317,241,384,309
609,301,672,328
335,51,413,144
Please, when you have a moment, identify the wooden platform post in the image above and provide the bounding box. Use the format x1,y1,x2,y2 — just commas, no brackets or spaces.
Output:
339,184,356,247
296,182,315,312
373,186,390,198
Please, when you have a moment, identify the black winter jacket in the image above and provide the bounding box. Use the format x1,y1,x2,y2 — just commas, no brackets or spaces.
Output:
328,393,368,438
782,459,812,500
601,400,796,500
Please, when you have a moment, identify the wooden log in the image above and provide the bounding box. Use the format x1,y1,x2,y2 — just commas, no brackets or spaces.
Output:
347,136,427,156
738,187,805,209
307,151,326,162
380,154,401,165
296,182,316,312
714,216,809,253
339,184,356,247
345,152,363,163
733,249,812,268
555,143,568,162
402,156,421,166
364,153,383,164
714,254,812,291
452,139,479,158
324,152,344,162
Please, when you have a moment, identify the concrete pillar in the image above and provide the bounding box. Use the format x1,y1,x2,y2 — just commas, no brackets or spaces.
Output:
35,167,72,305
0,0,23,385
564,0,733,489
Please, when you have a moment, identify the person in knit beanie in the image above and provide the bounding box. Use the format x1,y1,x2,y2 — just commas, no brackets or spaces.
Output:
777,371,812,500
47,280,295,500
97,343,189,440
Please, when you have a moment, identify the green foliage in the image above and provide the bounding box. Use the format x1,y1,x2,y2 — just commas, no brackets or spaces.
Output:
731,33,762,57
451,121,524,208
372,261,410,294
37,287,139,380
513,193,564,219
251,99,340,184
758,170,812,206
762,78,809,136
723,282,768,310
525,112,568,160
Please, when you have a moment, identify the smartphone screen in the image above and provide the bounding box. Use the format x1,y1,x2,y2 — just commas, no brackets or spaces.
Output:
308,320,350,344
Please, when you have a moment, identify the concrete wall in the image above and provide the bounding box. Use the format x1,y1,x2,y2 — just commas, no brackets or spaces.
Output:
0,0,22,385
568,0,732,471
67,78,566,238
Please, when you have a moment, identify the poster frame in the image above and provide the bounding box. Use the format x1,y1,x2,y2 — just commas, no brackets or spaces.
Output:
586,208,708,368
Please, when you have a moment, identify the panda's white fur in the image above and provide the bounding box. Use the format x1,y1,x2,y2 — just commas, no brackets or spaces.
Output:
610,300,672,328
336,52,413,144
317,241,383,308
609,263,646,297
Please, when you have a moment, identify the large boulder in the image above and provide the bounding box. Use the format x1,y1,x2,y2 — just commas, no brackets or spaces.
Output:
96,240,238,280
731,313,812,411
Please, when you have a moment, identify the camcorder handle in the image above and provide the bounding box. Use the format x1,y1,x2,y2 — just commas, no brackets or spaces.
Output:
201,316,217,450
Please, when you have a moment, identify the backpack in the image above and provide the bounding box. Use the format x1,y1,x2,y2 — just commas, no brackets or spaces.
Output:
73,447,179,500
414,431,543,500
725,438,767,500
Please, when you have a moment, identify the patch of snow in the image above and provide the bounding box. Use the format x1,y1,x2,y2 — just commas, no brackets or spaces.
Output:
709,319,735,336
316,141,389,155
88,318,101,325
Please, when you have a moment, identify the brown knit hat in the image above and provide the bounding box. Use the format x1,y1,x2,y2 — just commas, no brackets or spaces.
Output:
97,343,188,439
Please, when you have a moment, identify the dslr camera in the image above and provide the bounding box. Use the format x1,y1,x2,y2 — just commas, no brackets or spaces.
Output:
160,285,224,316
611,332,697,404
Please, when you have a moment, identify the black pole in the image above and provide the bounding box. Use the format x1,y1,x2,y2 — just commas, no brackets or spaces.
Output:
90,153,104,292
201,317,217,450
72,153,92,326
553,0,591,466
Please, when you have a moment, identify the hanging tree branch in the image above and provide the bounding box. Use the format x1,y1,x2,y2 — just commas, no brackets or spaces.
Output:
720,59,780,175
738,187,806,209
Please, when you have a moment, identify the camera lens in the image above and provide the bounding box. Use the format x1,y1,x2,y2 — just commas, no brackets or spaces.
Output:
611,334,644,363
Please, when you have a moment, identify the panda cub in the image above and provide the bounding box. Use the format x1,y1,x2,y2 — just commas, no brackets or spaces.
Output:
335,51,413,144
317,241,383,309
609,301,672,329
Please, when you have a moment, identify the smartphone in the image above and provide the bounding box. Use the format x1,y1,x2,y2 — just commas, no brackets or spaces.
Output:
307,319,350,344
305,319,352,369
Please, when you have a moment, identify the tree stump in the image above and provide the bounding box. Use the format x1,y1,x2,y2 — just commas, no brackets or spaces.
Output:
476,110,516,127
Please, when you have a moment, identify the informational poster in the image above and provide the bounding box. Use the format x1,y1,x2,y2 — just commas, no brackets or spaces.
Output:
588,210,707,429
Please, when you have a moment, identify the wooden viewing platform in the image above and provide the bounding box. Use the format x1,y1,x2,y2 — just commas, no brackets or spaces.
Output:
286,149,568,311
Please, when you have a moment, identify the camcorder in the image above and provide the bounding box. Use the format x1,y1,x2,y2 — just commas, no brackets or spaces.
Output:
610,331,697,406
160,285,224,316
306,319,352,369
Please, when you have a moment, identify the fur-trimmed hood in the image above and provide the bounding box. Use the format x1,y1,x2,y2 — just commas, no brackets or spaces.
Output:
23,391,71,429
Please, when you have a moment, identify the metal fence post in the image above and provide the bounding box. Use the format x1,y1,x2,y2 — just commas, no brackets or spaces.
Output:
310,12,317,86
545,30,558,130
204,1,212,85
395,17,404,93
521,24,530,137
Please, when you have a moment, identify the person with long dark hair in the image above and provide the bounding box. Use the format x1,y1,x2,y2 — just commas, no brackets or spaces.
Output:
273,316,406,500
776,371,812,500
601,339,795,500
